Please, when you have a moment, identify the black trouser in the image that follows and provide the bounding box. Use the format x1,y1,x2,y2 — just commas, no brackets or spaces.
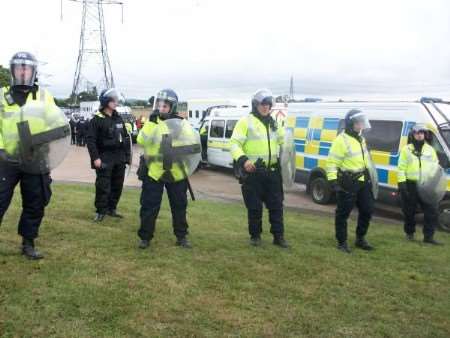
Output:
0,164,52,240
335,181,374,244
241,170,284,238
77,133,85,147
71,132,76,145
400,180,437,238
201,135,208,161
95,159,126,214
138,175,189,241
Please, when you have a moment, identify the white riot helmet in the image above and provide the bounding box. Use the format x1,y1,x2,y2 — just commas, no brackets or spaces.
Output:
251,89,273,113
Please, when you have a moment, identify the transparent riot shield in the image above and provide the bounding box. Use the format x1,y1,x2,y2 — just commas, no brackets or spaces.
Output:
1,100,71,174
417,163,447,205
126,132,133,177
366,151,379,200
144,118,201,183
280,128,296,189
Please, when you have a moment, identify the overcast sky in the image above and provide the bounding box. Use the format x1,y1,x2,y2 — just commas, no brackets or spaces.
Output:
1,0,450,100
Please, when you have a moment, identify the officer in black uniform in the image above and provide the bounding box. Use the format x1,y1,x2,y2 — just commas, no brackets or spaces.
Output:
78,117,88,147
69,116,77,145
86,88,131,222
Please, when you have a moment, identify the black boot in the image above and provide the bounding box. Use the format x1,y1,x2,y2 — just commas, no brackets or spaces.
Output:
107,210,123,218
21,239,43,260
249,236,262,247
355,237,374,251
406,233,415,241
176,237,192,248
273,235,289,249
337,242,351,254
94,213,105,222
139,239,150,249
423,236,443,245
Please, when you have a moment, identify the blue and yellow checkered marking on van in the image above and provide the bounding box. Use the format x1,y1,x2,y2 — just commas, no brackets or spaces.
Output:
292,116,425,189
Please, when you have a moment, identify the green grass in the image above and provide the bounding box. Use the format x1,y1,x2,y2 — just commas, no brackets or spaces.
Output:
0,184,449,338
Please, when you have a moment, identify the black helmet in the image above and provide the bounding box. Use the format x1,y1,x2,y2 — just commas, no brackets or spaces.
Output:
9,51,38,88
344,109,371,132
251,89,273,113
99,88,124,110
155,89,178,115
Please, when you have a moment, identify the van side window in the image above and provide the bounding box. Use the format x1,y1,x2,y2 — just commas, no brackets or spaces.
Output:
428,132,450,168
195,110,199,118
363,120,402,153
189,110,192,118
225,120,237,138
210,120,225,138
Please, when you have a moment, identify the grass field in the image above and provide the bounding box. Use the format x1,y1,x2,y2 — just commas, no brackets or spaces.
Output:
0,184,449,337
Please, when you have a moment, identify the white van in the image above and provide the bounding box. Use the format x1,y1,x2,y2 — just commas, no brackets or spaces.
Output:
186,99,245,129
287,98,450,228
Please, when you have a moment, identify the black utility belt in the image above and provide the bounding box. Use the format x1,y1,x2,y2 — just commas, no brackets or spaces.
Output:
252,166,279,175
337,169,365,179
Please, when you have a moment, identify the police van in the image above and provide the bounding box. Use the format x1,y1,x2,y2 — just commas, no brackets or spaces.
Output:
200,103,289,168
287,98,450,227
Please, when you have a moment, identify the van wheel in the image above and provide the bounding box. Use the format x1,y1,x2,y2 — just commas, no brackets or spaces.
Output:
310,177,332,204
438,201,450,232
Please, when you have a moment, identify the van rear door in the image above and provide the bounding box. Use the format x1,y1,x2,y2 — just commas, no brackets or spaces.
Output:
207,119,226,166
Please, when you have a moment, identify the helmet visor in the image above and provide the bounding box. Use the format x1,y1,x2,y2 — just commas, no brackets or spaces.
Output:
253,89,273,106
103,88,125,105
350,112,371,131
156,98,173,114
412,123,428,134
11,62,37,87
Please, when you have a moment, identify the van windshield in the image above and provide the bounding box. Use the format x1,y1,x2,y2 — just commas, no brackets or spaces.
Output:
436,102,450,119
440,128,450,148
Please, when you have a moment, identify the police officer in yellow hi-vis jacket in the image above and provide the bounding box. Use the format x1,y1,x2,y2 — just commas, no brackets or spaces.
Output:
230,89,289,248
398,124,443,245
137,89,197,249
327,109,375,253
0,52,68,259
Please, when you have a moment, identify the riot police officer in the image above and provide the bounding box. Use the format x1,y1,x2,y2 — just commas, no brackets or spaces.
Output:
398,124,443,245
230,89,289,248
77,116,88,147
69,115,77,145
0,52,70,259
199,121,208,162
137,89,200,249
327,109,375,253
86,88,131,222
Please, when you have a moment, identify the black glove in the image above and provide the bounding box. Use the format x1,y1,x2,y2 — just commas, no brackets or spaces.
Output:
398,182,409,198
329,179,340,192
0,149,7,161
149,110,160,123
0,150,20,166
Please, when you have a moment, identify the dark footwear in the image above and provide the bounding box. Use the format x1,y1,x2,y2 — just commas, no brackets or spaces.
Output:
21,239,43,260
139,239,150,249
107,210,123,218
337,242,351,254
355,238,374,251
176,237,192,248
406,233,415,241
273,236,289,249
94,213,105,222
423,237,443,245
249,237,262,247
